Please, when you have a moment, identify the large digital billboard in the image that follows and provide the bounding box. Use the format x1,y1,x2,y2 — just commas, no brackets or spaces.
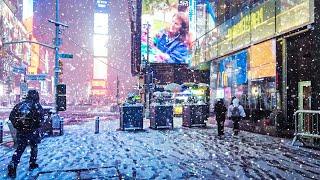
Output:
141,0,193,65
92,0,109,96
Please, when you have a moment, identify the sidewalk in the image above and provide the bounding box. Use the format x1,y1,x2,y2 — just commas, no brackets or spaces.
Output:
1,118,320,179
208,116,291,137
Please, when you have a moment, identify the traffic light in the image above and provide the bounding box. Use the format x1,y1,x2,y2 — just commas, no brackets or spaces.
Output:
59,60,63,75
56,84,66,111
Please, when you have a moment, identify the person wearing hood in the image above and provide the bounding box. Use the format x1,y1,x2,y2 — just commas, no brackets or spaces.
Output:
214,99,227,136
7,90,44,178
227,97,246,135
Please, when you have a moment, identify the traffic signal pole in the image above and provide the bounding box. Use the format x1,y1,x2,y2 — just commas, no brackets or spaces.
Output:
54,0,60,113
49,0,68,113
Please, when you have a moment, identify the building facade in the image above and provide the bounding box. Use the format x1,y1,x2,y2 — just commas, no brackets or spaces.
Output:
0,0,30,105
191,0,316,134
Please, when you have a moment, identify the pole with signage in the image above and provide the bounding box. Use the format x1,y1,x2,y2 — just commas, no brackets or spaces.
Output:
49,0,71,113
54,0,61,113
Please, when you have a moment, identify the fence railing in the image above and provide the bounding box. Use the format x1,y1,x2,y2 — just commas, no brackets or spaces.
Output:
292,110,320,146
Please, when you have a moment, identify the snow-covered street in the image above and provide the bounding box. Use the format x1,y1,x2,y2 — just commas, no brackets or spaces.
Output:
1,118,320,179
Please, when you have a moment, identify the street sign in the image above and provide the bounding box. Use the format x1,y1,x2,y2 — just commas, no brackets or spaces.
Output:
59,53,73,59
12,66,26,74
26,74,47,81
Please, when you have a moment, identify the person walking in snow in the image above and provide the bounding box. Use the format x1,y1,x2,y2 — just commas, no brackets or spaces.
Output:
214,99,227,136
7,90,44,178
227,97,246,136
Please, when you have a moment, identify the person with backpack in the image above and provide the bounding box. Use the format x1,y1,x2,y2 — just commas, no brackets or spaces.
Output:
214,99,227,136
227,97,246,136
7,90,44,178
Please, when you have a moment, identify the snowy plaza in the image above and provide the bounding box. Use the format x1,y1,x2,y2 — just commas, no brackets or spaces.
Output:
1,118,320,179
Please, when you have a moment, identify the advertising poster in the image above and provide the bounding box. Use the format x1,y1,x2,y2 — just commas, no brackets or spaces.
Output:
218,50,247,87
141,0,193,65
95,0,109,13
224,87,231,99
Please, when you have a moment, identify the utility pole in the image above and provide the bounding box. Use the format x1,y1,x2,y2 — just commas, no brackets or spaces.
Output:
49,0,69,113
54,0,61,113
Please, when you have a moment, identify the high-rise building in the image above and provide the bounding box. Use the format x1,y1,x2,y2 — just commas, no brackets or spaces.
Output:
91,0,109,103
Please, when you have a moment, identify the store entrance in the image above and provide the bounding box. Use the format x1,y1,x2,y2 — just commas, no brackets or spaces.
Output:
298,81,311,110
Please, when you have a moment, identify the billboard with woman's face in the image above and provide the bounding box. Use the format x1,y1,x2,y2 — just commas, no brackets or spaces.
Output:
141,0,193,65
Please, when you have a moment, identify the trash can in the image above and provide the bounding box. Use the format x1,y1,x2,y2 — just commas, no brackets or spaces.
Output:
150,105,173,129
182,104,208,127
120,104,143,130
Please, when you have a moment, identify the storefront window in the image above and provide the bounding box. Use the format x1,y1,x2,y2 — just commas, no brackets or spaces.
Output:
248,39,277,111
249,77,276,110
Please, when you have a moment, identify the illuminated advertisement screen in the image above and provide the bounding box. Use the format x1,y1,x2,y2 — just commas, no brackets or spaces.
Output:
276,0,314,34
93,58,107,79
141,0,193,65
95,0,109,13
93,34,108,56
217,19,233,56
218,50,247,87
248,39,276,79
216,88,224,99
94,13,108,34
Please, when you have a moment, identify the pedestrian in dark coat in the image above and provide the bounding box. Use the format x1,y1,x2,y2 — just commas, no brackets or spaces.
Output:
7,90,44,178
214,99,227,136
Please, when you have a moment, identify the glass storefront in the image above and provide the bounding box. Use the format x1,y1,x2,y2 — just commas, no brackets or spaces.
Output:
192,0,314,66
210,39,278,119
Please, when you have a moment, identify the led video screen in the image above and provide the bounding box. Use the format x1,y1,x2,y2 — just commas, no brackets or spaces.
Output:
141,0,193,65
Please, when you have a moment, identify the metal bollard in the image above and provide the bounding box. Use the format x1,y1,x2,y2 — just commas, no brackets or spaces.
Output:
0,121,3,143
60,117,64,136
95,116,100,134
